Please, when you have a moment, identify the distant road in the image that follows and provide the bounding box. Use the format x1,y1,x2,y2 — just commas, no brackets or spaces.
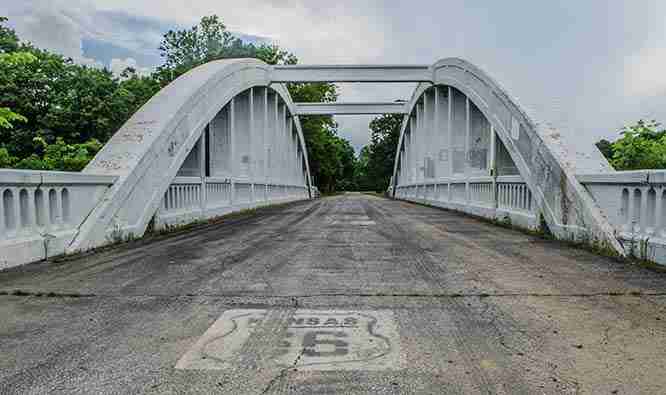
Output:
1,194,665,394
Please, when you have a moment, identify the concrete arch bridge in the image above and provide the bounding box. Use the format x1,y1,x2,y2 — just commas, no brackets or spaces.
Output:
1,58,665,269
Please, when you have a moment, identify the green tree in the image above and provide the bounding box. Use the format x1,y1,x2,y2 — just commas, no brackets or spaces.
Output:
153,15,355,192
608,120,666,170
0,17,161,168
154,15,297,86
0,16,19,53
0,13,359,187
595,139,614,162
355,114,402,192
13,137,102,171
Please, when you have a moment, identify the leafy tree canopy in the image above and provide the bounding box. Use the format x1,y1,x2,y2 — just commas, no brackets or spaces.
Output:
354,114,402,192
0,14,359,193
596,120,666,170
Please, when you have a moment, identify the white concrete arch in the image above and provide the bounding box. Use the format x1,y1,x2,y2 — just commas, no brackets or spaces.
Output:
69,59,312,252
391,58,624,255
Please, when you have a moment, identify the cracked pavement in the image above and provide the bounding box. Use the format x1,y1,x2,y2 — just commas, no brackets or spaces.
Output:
1,193,665,394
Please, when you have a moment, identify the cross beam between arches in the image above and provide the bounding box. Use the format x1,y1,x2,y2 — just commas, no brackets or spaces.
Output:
272,64,432,82
294,102,408,115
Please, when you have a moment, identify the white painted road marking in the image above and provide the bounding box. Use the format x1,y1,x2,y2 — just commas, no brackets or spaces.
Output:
176,309,400,371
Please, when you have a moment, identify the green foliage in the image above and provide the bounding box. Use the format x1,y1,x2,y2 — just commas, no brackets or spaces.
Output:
0,16,19,53
594,139,614,161
154,14,353,192
0,17,160,169
13,137,102,171
154,15,297,86
287,82,356,192
0,13,358,190
0,51,34,130
597,120,666,170
354,114,403,192
0,147,16,168
0,107,27,129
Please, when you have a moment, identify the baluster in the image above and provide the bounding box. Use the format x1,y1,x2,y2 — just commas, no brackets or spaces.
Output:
641,187,650,234
0,188,5,237
659,190,666,237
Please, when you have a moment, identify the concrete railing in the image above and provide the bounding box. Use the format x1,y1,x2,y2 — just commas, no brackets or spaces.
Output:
0,169,116,269
156,176,308,229
395,175,537,229
579,171,666,263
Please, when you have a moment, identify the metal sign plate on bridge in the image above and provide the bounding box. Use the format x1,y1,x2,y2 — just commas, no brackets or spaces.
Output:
175,309,400,371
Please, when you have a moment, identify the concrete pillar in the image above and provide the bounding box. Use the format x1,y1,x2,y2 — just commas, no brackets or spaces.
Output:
273,94,279,187
490,126,498,209
229,97,236,205
465,96,471,201
640,187,648,233
626,188,635,233
287,112,292,186
249,87,255,202
199,130,207,214
282,105,288,185
0,188,4,236
447,86,453,176
422,93,428,181
656,191,663,236
431,86,442,181
263,88,269,186
418,102,424,182
409,115,412,182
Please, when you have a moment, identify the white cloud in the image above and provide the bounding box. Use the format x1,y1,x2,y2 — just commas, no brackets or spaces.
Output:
6,0,104,68
624,45,666,98
6,0,666,152
109,57,151,77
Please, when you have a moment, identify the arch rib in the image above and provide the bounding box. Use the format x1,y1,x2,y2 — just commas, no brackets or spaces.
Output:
69,59,312,252
391,58,624,256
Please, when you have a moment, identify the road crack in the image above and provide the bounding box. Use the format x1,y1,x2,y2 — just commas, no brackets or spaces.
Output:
2,289,665,300
260,347,305,395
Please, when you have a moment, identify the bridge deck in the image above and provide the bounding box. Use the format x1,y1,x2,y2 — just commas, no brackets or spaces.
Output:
1,194,665,393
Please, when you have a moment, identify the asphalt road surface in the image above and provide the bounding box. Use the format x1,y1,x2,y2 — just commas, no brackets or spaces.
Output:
1,194,665,394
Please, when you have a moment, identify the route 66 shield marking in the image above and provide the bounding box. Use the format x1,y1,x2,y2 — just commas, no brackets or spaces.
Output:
175,309,400,371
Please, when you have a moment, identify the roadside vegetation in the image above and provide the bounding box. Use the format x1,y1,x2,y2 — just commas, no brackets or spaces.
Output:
0,15,363,193
596,120,666,170
6,13,657,194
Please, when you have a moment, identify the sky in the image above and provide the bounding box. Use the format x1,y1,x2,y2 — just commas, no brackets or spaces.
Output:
5,0,666,153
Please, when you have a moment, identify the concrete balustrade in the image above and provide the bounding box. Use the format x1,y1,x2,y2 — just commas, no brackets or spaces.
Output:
157,177,308,228
395,175,537,230
578,171,666,263
0,170,116,269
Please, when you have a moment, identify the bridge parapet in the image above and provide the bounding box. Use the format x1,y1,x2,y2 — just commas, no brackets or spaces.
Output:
579,170,666,263
395,174,538,231
0,169,116,269
156,176,308,229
